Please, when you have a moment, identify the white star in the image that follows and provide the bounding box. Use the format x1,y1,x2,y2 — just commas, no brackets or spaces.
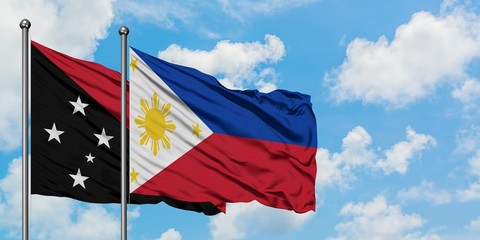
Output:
69,168,89,189
44,123,64,143
85,153,95,163
69,96,89,116
94,128,114,148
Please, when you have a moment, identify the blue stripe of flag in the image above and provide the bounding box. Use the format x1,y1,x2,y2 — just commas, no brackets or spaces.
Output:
132,47,317,148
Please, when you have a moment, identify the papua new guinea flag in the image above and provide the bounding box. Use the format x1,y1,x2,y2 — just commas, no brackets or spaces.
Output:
129,47,317,213
31,41,221,215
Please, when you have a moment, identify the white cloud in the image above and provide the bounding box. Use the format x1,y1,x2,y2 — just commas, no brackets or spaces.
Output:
396,180,452,205
128,206,141,220
0,157,120,239
217,0,319,21
375,127,436,175
455,125,480,154
456,148,480,202
339,126,376,167
465,217,480,233
158,34,285,91
116,1,320,39
452,78,480,111
115,0,194,29
403,232,442,240
0,0,115,151
40,205,119,240
457,182,480,202
126,206,141,232
328,196,434,240
434,216,480,240
440,0,460,13
208,201,314,240
155,228,182,240
326,7,480,108
315,148,353,191
315,126,375,190
0,157,24,233
7,0,114,60
468,150,480,177
316,126,436,191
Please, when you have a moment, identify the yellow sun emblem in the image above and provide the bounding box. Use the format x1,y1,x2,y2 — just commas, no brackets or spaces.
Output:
135,92,176,156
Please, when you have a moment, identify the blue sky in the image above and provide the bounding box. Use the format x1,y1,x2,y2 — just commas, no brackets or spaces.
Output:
1,0,480,239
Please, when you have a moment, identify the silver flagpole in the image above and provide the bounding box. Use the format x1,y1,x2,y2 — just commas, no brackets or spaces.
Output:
20,18,31,240
119,25,129,240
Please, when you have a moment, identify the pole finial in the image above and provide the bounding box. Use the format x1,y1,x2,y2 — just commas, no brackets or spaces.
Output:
119,26,129,36
19,19,31,29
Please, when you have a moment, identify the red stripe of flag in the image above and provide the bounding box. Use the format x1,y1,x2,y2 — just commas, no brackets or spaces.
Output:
132,133,317,213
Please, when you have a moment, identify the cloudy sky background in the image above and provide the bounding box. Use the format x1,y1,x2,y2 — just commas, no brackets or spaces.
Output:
1,0,480,239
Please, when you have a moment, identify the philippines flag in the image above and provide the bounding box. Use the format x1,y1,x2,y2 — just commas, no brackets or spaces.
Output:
129,47,317,213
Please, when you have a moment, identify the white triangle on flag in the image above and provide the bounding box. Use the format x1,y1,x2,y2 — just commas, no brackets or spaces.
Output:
129,49,213,193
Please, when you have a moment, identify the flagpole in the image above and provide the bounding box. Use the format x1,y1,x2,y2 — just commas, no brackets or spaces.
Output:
20,18,31,240
119,25,129,240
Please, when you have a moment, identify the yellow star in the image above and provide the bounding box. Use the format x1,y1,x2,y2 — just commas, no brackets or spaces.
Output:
130,167,139,184
192,123,202,138
130,57,138,72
